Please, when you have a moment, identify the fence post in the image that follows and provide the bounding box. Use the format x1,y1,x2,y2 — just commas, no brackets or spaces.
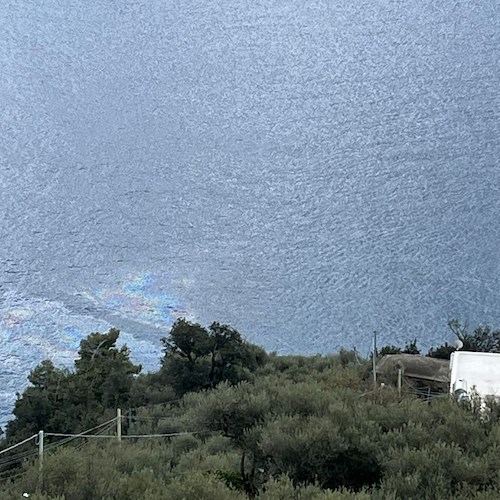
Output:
38,430,44,490
397,368,402,398
117,408,122,442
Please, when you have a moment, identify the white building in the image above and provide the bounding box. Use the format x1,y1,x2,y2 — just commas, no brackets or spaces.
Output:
450,351,500,400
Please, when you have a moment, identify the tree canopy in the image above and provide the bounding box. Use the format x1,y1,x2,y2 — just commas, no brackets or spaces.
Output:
6,328,141,440
161,319,267,396
427,320,500,359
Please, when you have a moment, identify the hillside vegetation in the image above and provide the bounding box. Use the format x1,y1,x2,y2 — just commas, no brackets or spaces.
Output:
1,320,500,499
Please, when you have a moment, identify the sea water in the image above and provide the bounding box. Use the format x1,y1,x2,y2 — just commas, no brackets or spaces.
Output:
0,0,499,423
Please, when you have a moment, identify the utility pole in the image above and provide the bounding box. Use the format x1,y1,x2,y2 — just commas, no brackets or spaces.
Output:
372,331,377,390
117,408,122,443
38,430,44,490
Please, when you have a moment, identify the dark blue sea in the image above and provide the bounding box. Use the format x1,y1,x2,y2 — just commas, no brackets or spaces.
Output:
1,0,499,423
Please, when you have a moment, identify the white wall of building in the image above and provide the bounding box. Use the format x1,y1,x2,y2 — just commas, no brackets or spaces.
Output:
450,351,500,398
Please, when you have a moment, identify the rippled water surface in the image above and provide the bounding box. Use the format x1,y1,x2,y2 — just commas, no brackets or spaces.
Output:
1,0,499,422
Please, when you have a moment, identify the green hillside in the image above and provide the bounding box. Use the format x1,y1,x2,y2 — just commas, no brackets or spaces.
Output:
1,320,500,499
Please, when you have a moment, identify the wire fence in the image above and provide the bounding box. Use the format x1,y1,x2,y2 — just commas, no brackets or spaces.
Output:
400,376,449,400
0,435,37,457
0,410,211,485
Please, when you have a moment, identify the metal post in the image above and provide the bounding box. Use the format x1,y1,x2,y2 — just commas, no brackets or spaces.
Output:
117,408,122,442
372,331,377,390
38,430,44,489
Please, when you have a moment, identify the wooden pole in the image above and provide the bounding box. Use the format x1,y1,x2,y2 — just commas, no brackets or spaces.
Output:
372,331,377,390
397,368,402,398
117,408,122,443
38,430,44,490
